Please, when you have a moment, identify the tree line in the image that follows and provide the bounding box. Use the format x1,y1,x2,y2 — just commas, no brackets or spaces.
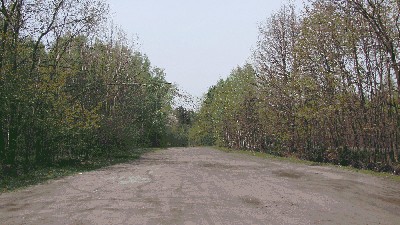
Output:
0,0,188,176
191,0,400,174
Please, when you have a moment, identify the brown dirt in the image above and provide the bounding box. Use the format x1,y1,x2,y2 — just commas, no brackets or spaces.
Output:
0,147,399,225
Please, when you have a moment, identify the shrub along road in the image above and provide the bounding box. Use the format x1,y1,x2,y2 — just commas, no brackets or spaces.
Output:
0,147,399,224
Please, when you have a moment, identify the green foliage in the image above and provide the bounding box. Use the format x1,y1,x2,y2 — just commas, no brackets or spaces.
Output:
189,64,260,149
193,0,400,175
0,0,176,178
167,106,195,147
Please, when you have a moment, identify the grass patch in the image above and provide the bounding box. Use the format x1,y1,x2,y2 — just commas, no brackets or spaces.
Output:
0,148,161,193
215,146,315,165
214,146,400,182
338,165,400,182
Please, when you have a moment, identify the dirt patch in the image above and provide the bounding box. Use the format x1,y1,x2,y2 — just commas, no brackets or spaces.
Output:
1,202,30,212
372,194,400,205
272,170,303,179
200,162,235,169
240,196,262,206
140,158,190,166
118,176,151,185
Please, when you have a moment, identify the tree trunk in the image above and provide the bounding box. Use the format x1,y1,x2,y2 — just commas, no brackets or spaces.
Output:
0,122,4,165
7,104,17,172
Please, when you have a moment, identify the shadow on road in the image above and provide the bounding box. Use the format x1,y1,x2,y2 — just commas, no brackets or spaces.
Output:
0,148,159,193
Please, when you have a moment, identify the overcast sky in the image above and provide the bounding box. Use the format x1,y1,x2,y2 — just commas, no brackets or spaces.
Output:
107,0,301,98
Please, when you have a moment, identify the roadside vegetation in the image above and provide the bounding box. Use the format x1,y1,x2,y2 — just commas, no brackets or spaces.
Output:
0,0,193,183
216,147,400,182
190,0,400,175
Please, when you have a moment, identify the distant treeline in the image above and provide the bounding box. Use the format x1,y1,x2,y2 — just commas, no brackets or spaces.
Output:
0,0,191,176
190,0,400,174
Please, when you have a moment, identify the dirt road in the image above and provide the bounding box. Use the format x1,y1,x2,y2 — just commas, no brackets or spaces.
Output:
0,147,399,225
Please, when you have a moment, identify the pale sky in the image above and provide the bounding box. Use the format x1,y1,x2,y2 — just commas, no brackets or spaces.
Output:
107,0,301,98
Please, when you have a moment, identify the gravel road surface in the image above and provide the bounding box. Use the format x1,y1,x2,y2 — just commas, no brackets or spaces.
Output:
0,147,399,225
